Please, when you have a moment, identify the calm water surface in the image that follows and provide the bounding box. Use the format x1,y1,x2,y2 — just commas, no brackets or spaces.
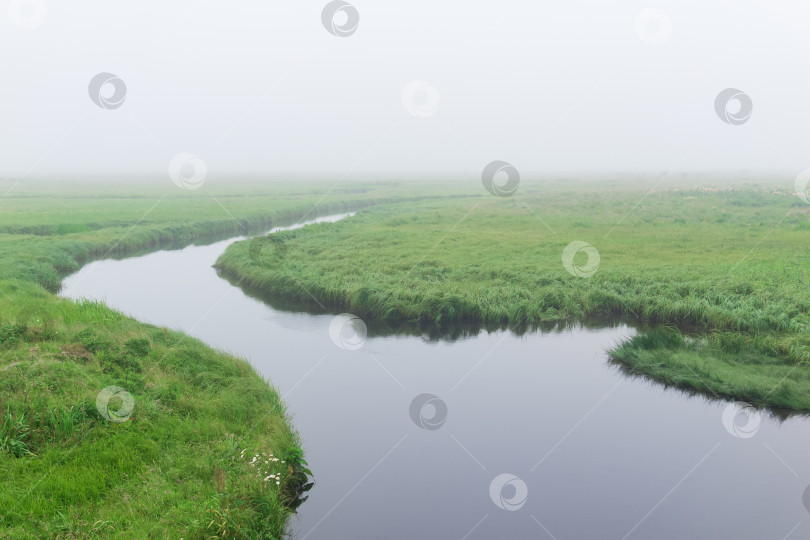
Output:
61,214,810,539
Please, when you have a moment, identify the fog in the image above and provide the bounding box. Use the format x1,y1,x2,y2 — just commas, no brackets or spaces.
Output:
2,1,810,182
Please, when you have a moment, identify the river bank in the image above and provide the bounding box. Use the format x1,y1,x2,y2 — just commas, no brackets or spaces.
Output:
213,186,810,411
0,180,457,538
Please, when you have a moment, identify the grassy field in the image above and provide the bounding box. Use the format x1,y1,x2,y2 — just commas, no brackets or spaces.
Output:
0,284,304,538
0,179,464,538
214,180,810,412
2,177,809,537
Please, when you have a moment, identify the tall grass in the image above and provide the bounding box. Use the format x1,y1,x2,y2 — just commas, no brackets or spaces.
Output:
610,327,810,411
0,181,457,538
0,408,33,457
215,186,810,410
0,281,313,537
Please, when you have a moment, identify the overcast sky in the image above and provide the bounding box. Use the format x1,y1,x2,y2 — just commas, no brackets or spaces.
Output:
2,1,810,182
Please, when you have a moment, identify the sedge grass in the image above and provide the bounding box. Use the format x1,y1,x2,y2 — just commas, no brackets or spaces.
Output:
0,180,460,538
215,182,810,411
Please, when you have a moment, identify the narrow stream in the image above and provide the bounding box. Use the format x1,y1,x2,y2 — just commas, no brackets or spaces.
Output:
60,213,810,539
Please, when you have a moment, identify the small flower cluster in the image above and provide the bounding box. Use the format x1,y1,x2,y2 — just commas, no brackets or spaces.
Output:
240,449,287,486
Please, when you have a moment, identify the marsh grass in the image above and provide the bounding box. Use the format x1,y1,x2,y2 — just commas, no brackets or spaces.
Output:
215,184,810,411
610,327,810,412
2,178,808,536
0,181,456,538
0,283,308,538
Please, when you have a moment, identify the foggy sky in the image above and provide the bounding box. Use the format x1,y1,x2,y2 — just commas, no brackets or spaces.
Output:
2,1,810,182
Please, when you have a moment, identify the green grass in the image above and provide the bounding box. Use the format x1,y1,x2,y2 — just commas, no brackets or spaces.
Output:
214,181,810,411
2,177,809,536
0,179,465,538
0,179,471,293
609,327,810,413
0,281,306,538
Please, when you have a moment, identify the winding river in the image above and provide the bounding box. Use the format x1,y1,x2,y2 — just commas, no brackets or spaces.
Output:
60,213,810,539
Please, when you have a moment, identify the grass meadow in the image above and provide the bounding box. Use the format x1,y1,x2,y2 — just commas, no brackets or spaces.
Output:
214,180,810,412
0,179,449,538
1,177,808,537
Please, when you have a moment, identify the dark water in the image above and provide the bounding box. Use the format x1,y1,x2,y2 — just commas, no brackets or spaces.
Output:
61,214,810,539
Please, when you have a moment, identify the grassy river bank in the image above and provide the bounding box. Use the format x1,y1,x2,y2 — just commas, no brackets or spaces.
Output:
214,180,810,412
2,177,808,538
0,180,461,538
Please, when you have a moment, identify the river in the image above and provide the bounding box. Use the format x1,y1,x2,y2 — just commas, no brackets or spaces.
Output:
60,213,810,539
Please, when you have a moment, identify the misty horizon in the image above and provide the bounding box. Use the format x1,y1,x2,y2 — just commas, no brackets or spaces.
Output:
4,1,810,182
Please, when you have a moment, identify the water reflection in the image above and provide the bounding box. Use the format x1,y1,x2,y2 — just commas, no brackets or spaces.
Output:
216,270,642,342
60,213,810,540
